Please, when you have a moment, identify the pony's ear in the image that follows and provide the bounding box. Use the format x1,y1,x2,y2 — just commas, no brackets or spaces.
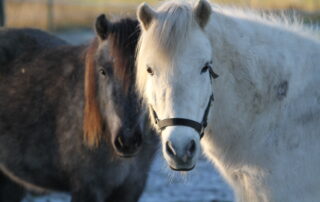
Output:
137,2,157,30
194,0,212,28
95,14,111,40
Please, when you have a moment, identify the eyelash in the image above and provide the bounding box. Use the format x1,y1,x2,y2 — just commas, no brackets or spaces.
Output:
201,62,212,74
201,65,210,73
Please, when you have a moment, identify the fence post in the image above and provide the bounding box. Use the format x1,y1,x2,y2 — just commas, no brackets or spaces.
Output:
47,0,54,30
0,0,5,26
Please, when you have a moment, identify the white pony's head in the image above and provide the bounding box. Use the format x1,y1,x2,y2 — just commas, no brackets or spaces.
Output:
137,0,214,171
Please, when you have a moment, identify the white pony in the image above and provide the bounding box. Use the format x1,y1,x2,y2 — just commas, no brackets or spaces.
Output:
136,0,320,201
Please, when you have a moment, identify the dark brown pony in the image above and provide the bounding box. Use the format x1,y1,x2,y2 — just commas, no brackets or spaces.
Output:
0,15,157,202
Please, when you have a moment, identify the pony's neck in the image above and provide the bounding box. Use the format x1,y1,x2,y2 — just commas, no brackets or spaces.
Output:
203,9,320,165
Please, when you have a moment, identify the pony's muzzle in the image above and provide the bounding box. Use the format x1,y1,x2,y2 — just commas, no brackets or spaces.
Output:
165,139,197,170
113,128,142,157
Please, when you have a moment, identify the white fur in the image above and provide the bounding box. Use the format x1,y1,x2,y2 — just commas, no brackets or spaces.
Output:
136,0,320,201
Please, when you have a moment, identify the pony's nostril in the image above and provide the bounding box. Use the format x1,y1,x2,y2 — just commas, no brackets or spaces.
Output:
166,141,176,157
115,135,124,149
187,140,196,157
134,133,142,147
135,139,142,148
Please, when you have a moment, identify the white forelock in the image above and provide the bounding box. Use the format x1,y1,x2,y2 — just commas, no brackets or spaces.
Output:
136,0,318,98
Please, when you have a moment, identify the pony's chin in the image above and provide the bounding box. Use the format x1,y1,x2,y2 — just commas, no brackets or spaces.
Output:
169,164,195,171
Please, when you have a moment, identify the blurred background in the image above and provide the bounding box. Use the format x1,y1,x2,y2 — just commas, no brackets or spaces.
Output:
0,0,320,31
0,0,319,202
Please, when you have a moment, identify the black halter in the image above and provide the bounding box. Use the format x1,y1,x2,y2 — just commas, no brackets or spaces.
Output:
149,67,217,139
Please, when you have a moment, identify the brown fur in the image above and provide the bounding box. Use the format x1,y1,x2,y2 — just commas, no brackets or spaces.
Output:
83,39,103,147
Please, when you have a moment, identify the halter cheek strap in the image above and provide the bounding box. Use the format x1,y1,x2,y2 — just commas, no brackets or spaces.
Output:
149,66,217,139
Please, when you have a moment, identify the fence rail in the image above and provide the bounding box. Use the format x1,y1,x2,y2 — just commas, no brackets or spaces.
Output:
3,0,320,31
8,0,138,7
5,0,138,30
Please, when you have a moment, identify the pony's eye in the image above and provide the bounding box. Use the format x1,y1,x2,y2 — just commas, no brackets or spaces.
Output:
146,66,154,76
201,65,209,74
99,69,106,76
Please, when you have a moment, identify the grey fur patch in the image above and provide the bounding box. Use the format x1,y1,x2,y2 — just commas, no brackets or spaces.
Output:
276,80,288,100
296,108,320,125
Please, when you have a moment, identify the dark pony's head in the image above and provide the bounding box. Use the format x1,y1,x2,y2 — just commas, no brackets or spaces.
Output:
83,15,141,157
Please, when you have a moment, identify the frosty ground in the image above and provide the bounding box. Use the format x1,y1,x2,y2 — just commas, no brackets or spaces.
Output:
23,154,234,202
20,30,234,202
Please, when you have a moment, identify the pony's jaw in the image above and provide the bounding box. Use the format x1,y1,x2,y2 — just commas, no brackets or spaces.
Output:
161,127,200,170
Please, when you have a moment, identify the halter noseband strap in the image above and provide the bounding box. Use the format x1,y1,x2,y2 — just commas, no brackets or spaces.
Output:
150,94,214,139
149,66,217,139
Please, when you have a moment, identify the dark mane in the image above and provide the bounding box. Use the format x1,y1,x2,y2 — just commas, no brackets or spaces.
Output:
83,38,102,146
108,18,140,93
